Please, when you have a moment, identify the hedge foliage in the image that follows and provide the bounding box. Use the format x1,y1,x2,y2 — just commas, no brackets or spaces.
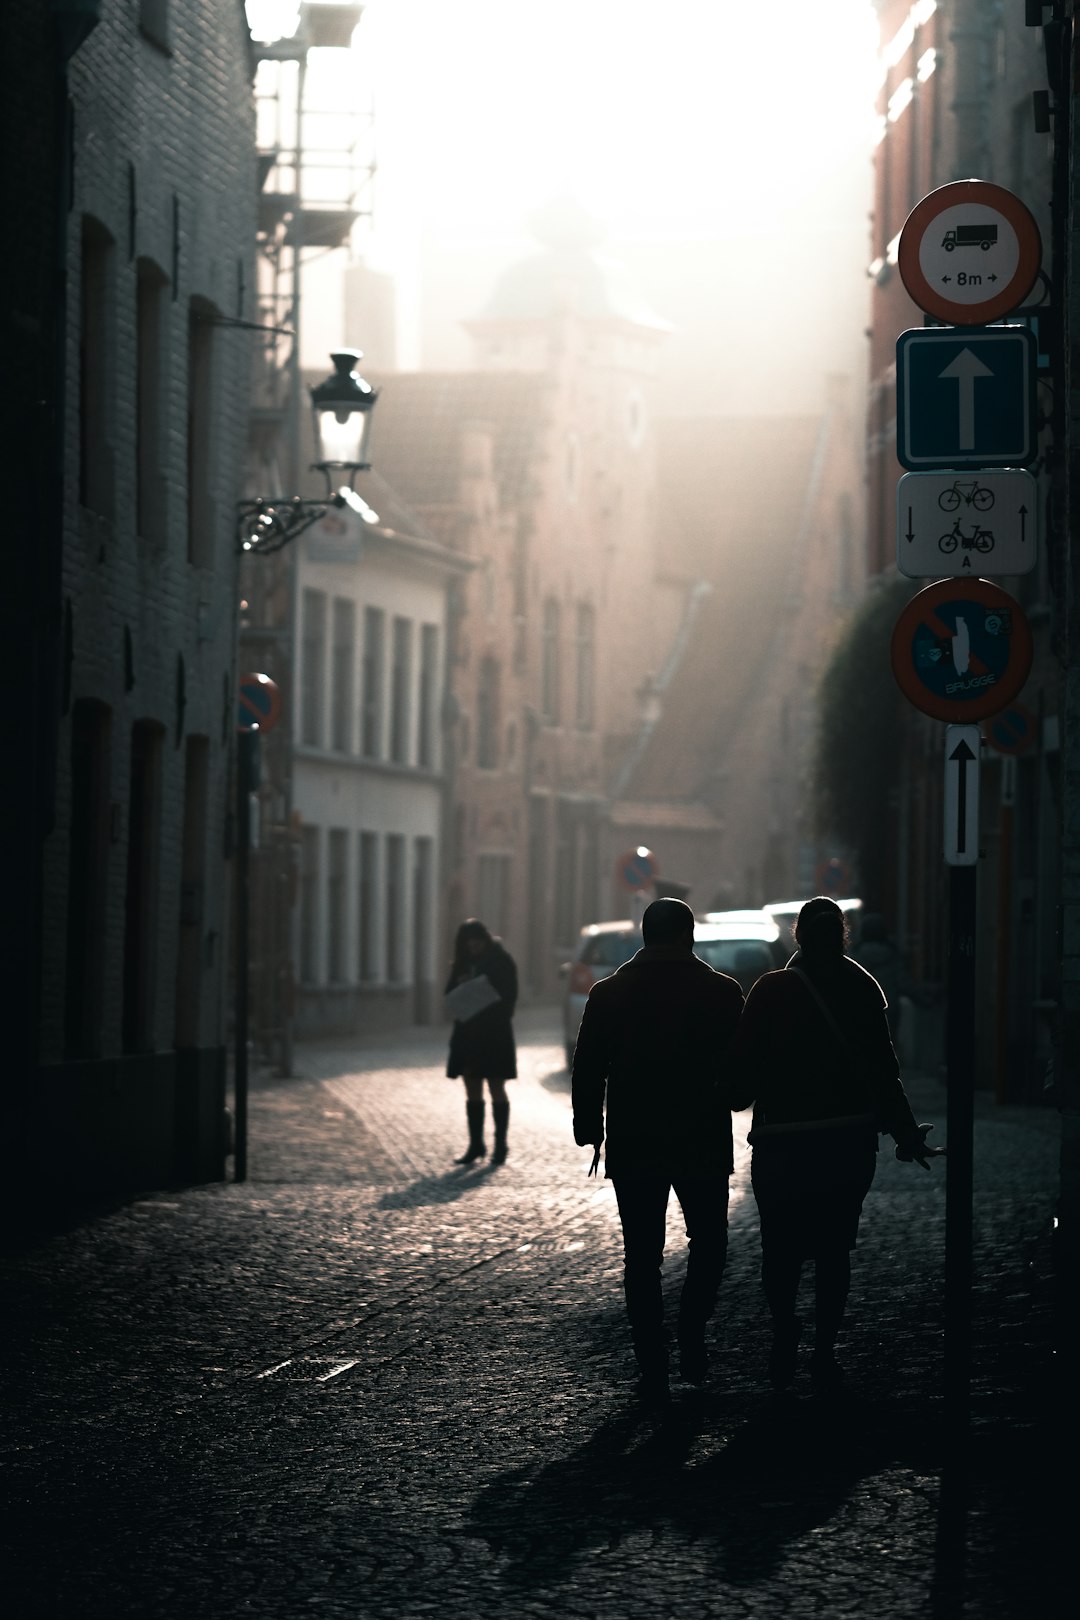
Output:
813,577,914,896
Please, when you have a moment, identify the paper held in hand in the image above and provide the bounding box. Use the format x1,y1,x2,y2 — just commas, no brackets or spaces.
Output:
444,974,501,1022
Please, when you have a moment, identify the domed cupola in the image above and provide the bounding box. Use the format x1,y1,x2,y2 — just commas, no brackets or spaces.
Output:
469,197,671,338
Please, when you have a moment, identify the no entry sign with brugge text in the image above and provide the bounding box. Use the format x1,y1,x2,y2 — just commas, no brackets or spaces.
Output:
890,578,1032,724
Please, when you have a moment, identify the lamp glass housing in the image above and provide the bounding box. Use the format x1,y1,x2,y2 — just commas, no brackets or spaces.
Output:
309,350,378,472
315,403,373,468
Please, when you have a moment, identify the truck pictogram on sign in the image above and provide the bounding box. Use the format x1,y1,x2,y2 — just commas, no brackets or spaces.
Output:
941,224,998,251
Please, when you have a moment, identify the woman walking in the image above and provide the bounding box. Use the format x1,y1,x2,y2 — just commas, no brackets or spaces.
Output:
729,895,942,1392
445,919,518,1165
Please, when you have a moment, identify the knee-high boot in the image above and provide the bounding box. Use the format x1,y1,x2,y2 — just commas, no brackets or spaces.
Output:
455,1100,486,1164
491,1097,510,1164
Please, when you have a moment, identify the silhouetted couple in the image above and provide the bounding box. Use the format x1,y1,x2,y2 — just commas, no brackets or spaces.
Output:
571,896,940,1406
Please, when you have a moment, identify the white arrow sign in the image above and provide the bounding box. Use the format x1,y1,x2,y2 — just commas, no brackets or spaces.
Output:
944,724,981,866
896,469,1038,578
938,348,994,450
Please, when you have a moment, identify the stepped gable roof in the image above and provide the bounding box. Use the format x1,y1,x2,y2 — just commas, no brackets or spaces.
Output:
369,371,550,510
621,412,828,804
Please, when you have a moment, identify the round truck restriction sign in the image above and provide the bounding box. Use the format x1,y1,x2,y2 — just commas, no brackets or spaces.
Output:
890,578,1032,723
897,180,1041,325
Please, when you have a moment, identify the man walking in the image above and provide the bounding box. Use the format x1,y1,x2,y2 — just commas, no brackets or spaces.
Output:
571,898,744,1404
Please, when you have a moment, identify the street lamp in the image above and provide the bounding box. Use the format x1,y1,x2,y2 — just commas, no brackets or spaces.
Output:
236,349,380,554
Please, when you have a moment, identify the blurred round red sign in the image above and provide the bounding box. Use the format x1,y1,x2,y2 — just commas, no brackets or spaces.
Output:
984,702,1037,756
238,671,282,732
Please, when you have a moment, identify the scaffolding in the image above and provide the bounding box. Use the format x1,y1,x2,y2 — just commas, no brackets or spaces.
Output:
250,1,375,491
241,2,374,1073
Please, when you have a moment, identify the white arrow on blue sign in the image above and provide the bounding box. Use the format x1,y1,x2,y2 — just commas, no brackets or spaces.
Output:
896,325,1037,470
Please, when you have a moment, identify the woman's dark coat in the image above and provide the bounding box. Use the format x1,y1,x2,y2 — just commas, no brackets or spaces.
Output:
727,953,920,1146
445,941,518,1080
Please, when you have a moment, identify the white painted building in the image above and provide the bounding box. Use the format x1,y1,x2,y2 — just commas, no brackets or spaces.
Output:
291,487,469,1035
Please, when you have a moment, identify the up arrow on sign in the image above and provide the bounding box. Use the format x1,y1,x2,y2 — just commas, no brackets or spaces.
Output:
944,724,981,866
896,326,1036,469
938,348,994,451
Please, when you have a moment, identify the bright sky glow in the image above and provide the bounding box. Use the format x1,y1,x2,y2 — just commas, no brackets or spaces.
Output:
251,0,882,403
361,0,881,247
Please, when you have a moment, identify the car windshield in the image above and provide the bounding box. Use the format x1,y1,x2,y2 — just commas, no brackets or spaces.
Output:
580,932,640,968
693,938,776,983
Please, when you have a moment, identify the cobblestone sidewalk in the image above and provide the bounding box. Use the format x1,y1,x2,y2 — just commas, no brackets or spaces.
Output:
0,1010,1067,1618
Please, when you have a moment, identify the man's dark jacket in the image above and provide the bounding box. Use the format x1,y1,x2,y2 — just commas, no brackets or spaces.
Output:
571,944,744,1177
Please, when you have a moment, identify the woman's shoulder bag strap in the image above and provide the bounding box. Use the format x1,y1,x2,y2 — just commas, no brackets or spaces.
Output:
786,960,853,1053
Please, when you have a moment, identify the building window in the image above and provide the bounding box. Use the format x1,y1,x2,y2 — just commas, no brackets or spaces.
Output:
64,700,112,1059
331,597,355,753
477,854,511,941
390,616,412,764
174,735,209,1049
477,655,500,768
186,301,216,565
361,606,385,758
139,0,171,51
358,831,379,981
418,623,438,770
453,804,466,869
122,720,165,1053
836,492,855,598
512,525,528,605
554,807,576,948
136,259,167,541
565,433,581,502
301,589,327,747
575,603,595,731
386,833,405,981
511,528,528,668
327,828,348,983
413,836,433,991
627,389,646,448
79,217,115,518
541,597,560,724
300,826,320,983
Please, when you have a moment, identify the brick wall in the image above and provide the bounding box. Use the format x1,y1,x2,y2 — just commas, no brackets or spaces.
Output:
34,1,256,1193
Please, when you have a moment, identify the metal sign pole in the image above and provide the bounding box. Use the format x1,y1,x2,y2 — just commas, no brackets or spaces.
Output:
234,729,259,1184
942,725,979,1439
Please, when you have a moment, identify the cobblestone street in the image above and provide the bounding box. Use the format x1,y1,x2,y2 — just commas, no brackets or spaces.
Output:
1,1010,1067,1618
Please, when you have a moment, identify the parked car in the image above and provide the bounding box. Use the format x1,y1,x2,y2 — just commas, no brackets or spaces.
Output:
702,907,786,965
560,912,782,1070
762,896,864,955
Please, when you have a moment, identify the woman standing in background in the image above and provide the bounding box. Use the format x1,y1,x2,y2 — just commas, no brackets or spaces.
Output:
445,919,518,1165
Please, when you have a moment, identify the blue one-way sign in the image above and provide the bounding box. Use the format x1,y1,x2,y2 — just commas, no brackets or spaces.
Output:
896,325,1037,469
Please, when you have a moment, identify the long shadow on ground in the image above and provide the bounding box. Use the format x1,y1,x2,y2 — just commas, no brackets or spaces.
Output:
463,1392,928,1592
377,1164,498,1210
463,1387,1067,1614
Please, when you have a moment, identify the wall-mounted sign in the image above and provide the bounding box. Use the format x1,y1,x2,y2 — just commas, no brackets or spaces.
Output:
897,179,1042,325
